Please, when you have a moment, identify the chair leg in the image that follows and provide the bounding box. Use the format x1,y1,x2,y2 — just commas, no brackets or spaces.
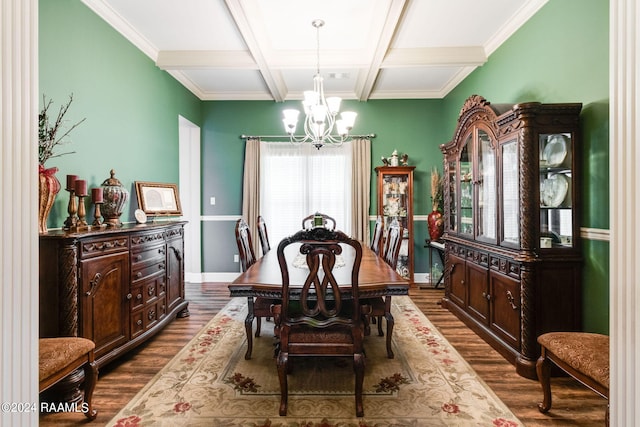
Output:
255,316,262,337
82,359,99,420
354,352,365,417
377,316,384,336
276,351,289,416
536,348,553,413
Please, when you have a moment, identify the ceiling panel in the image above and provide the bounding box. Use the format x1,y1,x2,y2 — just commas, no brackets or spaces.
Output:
81,0,548,101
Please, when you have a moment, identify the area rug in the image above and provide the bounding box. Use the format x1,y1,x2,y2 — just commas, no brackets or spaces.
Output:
107,296,522,426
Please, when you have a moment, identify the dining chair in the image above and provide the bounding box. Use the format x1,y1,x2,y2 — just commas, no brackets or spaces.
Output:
301,212,337,230
235,218,279,359
256,215,271,256
370,215,383,255
363,218,404,358
271,227,366,417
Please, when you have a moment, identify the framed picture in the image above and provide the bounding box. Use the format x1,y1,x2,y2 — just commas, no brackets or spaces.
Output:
135,181,182,216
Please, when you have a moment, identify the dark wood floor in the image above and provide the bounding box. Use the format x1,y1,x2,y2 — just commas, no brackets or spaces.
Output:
39,283,607,426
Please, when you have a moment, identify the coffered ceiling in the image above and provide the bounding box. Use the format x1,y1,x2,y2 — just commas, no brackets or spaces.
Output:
81,0,547,101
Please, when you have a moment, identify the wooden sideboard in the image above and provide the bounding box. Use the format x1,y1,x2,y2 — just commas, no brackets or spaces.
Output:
39,221,189,368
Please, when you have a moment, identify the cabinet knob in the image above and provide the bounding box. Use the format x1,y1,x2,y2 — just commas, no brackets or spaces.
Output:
137,319,142,326
135,255,142,261
137,293,142,300
136,272,142,279
482,292,491,301
126,293,132,300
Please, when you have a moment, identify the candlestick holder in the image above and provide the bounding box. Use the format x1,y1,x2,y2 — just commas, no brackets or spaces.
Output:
63,188,78,230
92,202,106,227
73,194,89,231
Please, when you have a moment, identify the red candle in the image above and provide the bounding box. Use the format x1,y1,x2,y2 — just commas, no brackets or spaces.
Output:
74,179,87,197
91,187,103,203
66,174,78,191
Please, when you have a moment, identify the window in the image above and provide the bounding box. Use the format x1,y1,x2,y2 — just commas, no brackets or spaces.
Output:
260,141,352,244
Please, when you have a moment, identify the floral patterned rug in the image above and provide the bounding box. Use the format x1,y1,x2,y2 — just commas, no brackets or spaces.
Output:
107,296,522,427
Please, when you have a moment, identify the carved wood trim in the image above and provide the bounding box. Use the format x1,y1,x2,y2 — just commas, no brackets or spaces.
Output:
59,241,79,336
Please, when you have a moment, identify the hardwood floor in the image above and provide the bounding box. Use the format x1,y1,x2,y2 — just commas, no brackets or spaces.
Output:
39,283,607,426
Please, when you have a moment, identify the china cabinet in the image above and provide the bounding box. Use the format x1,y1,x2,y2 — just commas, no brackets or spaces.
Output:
440,95,582,379
375,166,415,283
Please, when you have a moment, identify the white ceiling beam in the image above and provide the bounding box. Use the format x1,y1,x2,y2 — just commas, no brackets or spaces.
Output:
157,50,258,70
356,0,407,101
224,0,288,102
383,47,487,68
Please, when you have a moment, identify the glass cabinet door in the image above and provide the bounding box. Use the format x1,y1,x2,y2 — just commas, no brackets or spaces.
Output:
477,130,496,241
539,133,573,248
459,134,473,236
447,160,457,232
381,172,411,278
501,140,520,246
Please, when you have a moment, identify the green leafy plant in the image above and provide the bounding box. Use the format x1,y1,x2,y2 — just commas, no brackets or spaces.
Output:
38,94,85,165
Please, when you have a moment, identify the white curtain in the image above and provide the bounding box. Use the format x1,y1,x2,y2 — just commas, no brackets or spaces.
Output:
260,141,353,245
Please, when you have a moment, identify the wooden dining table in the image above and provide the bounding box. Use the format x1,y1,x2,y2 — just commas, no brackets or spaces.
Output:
228,242,410,357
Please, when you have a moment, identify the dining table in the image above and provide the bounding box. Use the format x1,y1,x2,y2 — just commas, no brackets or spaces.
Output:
228,241,410,358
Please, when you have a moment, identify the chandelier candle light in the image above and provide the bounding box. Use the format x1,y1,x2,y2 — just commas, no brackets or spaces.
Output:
282,19,357,149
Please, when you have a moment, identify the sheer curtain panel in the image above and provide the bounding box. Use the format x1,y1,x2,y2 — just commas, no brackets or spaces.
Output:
260,142,352,245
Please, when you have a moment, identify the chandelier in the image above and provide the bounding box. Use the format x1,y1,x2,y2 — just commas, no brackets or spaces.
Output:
282,19,357,149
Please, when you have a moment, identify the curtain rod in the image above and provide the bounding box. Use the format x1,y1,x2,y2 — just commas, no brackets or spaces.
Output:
240,134,375,140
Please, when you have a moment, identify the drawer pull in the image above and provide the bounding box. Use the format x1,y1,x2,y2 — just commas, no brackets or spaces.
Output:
137,319,142,326
126,293,132,300
136,272,142,279
482,292,491,301
135,255,142,261
137,293,142,300
506,291,518,310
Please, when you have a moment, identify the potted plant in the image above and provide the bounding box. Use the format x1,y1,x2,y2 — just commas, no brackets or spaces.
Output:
38,94,85,233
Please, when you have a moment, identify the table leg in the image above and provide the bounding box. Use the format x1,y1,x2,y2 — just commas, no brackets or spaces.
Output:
245,297,255,360
384,296,394,358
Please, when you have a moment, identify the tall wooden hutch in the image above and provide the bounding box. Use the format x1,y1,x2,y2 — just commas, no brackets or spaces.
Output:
440,95,582,379
376,166,415,283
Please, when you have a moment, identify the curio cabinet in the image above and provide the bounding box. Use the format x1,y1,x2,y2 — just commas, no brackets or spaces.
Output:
375,166,415,283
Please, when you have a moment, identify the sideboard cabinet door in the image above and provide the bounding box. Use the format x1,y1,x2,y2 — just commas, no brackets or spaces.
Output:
80,251,130,359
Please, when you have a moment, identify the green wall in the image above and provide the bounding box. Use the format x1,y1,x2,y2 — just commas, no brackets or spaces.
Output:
39,0,202,228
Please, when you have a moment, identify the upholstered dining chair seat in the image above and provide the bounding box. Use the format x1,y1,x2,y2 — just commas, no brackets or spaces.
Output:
39,337,98,420
536,331,609,426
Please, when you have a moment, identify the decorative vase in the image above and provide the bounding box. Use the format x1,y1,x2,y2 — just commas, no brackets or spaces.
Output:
38,164,61,234
101,169,129,227
427,208,444,241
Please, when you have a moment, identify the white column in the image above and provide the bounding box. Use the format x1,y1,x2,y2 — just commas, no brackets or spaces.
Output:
0,0,39,425
610,0,640,424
